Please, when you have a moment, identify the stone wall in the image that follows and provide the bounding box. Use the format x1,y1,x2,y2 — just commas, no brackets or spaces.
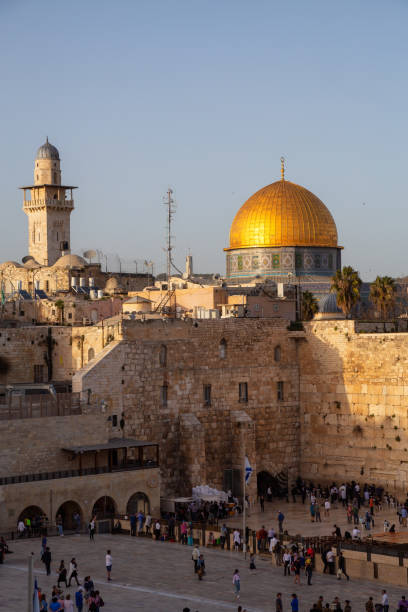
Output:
73,318,302,497
299,320,408,494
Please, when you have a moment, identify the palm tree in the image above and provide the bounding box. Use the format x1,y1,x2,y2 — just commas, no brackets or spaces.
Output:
301,291,319,321
331,266,362,317
370,276,396,319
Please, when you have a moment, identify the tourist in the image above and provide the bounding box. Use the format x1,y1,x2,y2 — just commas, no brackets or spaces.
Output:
83,576,94,599
88,517,96,541
293,557,301,584
232,569,240,599
344,600,351,612
220,524,228,549
75,586,84,612
130,513,136,537
277,510,285,532
39,593,48,611
67,557,80,587
233,529,241,551
154,519,161,540
314,501,322,522
398,595,408,610
42,546,52,576
316,596,324,611
260,494,265,512
310,501,316,522
365,597,374,612
352,526,361,541
305,556,313,585
137,510,144,535
57,560,68,588
196,554,205,580
337,552,349,580
276,592,283,612
384,519,390,532
382,590,389,612
291,594,299,612
267,486,272,502
249,552,256,570
192,545,200,572
326,548,335,575
17,519,26,538
324,499,331,517
56,514,64,537
41,533,47,555
283,548,291,576
49,596,62,611
180,520,188,544
145,513,152,535
105,549,113,580
64,594,74,612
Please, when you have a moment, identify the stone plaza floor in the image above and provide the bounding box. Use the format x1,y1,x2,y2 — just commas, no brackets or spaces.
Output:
1,532,408,611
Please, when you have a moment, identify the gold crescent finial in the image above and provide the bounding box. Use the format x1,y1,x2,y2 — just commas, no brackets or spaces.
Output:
280,156,285,180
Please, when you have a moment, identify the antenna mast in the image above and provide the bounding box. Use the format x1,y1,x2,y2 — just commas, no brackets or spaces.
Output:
165,188,175,290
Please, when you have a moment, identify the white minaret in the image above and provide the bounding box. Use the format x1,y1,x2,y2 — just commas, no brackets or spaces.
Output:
21,138,76,266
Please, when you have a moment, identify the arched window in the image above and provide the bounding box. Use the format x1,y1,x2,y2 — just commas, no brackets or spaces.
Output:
274,345,281,362
219,338,227,359
88,348,95,362
159,344,167,367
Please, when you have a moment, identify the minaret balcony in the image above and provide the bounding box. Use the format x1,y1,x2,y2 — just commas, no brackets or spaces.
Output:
23,198,74,211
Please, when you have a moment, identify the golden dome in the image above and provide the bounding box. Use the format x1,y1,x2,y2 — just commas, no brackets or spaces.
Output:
226,178,338,250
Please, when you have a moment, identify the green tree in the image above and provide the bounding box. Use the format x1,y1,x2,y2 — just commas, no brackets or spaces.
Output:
331,266,362,317
370,276,396,319
301,291,319,321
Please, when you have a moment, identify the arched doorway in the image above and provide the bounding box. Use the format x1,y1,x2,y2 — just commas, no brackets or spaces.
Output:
126,492,150,515
257,470,288,498
18,505,45,523
92,496,116,519
56,501,82,530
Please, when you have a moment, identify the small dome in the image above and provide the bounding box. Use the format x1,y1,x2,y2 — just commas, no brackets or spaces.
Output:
53,254,87,268
319,293,341,314
36,137,60,160
105,277,123,290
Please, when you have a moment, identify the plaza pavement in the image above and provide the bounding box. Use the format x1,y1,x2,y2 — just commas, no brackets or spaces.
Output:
1,532,408,612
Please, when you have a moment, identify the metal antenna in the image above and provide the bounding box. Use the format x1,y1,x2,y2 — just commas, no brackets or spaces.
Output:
165,188,175,290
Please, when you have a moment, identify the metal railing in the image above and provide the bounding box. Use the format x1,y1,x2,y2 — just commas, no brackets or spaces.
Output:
0,461,159,486
0,392,81,420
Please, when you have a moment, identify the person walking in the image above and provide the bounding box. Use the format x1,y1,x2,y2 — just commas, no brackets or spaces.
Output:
220,524,228,549
57,560,68,589
196,554,205,580
67,557,80,587
42,546,52,576
337,552,349,581
88,517,96,541
232,569,240,599
381,590,389,612
233,529,241,551
293,557,301,585
105,549,113,581
276,592,283,612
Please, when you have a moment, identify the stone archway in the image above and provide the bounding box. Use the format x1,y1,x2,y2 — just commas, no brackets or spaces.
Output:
18,505,45,524
257,470,288,498
56,500,82,530
92,495,116,519
126,492,150,515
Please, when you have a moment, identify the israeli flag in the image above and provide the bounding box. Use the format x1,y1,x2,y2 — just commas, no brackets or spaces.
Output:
33,578,40,612
245,456,253,484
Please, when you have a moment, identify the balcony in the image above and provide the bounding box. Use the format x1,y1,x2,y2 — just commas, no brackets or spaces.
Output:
0,392,81,420
23,198,74,210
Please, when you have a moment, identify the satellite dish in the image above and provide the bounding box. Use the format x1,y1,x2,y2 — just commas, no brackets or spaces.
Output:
83,250,97,262
22,255,34,264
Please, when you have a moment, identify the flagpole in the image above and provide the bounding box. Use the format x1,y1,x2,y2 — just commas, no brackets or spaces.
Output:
243,450,246,560
28,553,33,612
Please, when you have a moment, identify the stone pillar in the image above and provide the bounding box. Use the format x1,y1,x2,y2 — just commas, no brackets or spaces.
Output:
179,414,206,494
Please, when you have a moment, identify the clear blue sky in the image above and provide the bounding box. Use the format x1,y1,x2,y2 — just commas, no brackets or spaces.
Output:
1,0,407,279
